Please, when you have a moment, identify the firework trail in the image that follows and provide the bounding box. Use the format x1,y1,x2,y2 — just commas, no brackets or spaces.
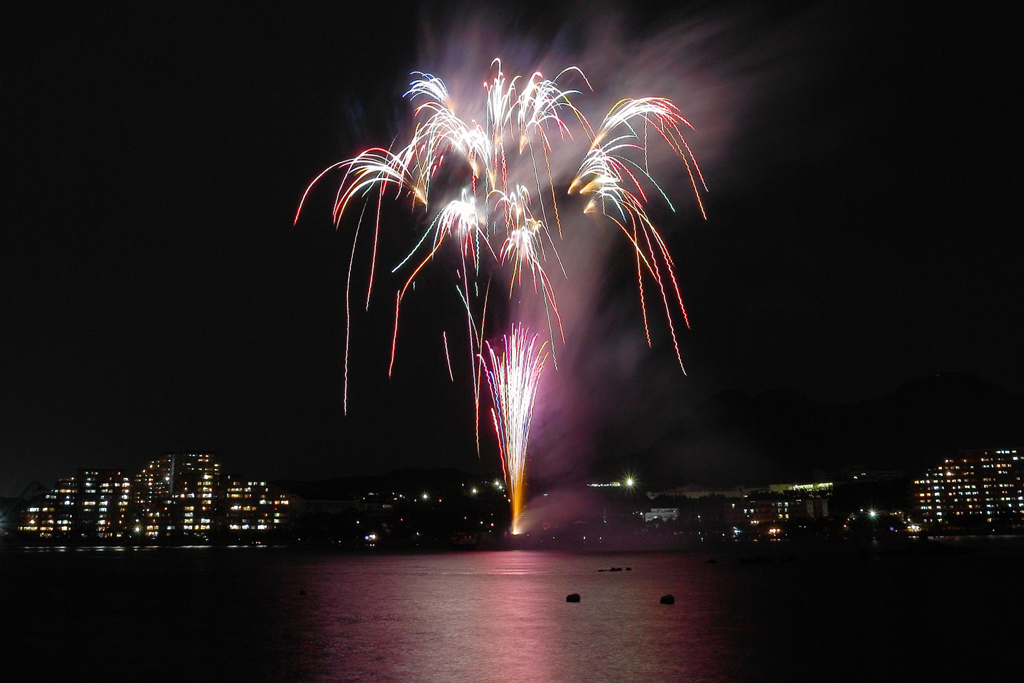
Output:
484,325,548,535
295,59,705,525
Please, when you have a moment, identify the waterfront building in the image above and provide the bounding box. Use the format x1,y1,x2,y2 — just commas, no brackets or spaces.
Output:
768,482,834,495
75,469,131,538
19,478,72,537
725,495,829,527
644,508,680,523
16,453,307,541
18,471,129,538
910,448,1023,527
646,485,751,500
131,453,222,538
224,478,293,533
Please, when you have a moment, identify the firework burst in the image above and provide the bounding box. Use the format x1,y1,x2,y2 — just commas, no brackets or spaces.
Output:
296,58,705,528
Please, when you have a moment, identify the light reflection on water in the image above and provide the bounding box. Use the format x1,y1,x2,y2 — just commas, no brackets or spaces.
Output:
295,552,729,682
2,545,1022,682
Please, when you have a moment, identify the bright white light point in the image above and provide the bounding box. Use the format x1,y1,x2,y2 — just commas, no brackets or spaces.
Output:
422,493,429,500
471,488,477,494
625,478,634,487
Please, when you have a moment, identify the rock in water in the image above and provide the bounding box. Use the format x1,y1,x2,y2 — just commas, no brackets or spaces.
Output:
566,593,581,603
660,594,675,605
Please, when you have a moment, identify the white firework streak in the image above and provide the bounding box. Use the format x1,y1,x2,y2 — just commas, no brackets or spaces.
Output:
484,324,548,534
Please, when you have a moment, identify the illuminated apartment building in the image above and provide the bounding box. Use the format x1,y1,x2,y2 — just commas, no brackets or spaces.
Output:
132,457,171,536
17,502,45,535
19,471,129,538
224,478,293,533
19,477,74,537
131,453,222,538
911,448,1023,526
18,453,300,541
75,469,131,538
725,495,829,527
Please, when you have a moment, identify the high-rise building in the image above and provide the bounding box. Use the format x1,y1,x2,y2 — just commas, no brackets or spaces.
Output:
19,477,73,537
131,453,222,538
17,453,302,541
18,471,129,538
131,456,173,536
911,448,1023,526
75,469,131,538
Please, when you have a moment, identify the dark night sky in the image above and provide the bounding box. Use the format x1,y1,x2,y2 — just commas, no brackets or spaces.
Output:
3,1,1021,495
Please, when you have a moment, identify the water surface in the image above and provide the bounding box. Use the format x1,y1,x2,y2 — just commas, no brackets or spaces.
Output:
2,543,1020,682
